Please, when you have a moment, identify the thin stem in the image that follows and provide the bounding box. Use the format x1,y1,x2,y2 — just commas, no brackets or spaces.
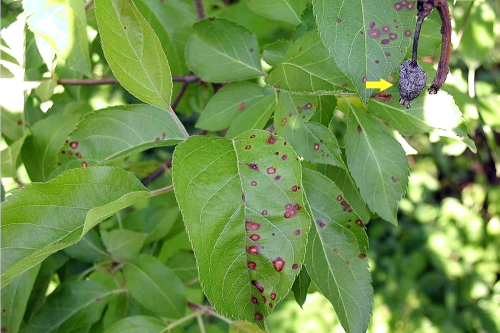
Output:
429,0,452,94
76,261,110,281
187,301,234,324
172,81,191,111
141,159,172,186
194,0,207,20
411,1,435,66
183,277,200,287
165,309,205,331
196,315,206,333
150,184,174,196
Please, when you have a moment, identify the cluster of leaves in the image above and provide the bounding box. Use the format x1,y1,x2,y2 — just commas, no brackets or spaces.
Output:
2,0,495,332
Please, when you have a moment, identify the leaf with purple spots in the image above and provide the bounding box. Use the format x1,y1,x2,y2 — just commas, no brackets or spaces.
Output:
225,94,276,139
54,105,186,176
275,92,345,168
266,30,355,95
302,168,372,333
313,0,416,103
172,130,310,327
346,103,410,224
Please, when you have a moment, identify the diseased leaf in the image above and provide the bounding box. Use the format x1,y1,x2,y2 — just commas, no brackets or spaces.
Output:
1,265,40,333
225,94,276,139
262,40,291,68
24,0,91,76
247,0,307,25
313,0,416,103
124,254,186,319
1,167,152,287
186,18,265,83
291,266,310,308
22,281,116,333
102,230,147,261
275,92,345,168
345,104,409,224
63,229,107,263
173,130,310,327
196,82,269,132
303,168,372,333
105,316,166,333
21,114,81,182
266,30,354,95
95,0,173,108
56,105,186,173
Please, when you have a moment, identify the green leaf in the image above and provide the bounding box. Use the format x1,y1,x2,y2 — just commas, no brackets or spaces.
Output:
56,105,186,172
186,18,265,83
105,316,166,333
121,206,179,244
368,91,477,152
275,92,345,168
266,30,354,95
262,40,291,68
22,280,117,333
225,94,276,139
291,266,310,308
166,251,198,284
303,168,372,333
21,114,81,182
229,321,267,333
322,165,371,224
95,0,173,108
0,109,24,143
1,130,28,178
313,0,416,103
101,293,142,331
124,254,186,319
247,0,307,25
35,79,58,102
63,229,107,263
196,82,269,132
134,0,196,76
172,130,310,326
309,95,337,127
24,0,92,76
102,230,147,261
345,104,409,224
1,265,40,333
1,166,152,288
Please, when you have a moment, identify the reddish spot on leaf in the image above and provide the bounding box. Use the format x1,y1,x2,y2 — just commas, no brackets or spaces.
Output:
369,28,381,39
273,257,285,272
2,309,5,313
1,327,5,332
292,185,298,192
362,77,367,83
342,83,349,87
69,141,79,149
359,253,366,259
254,313,263,320
17,120,23,126
373,91,393,101
317,219,325,228
284,141,287,145
267,135,276,144
294,229,301,235
281,154,288,160
314,143,320,150
299,46,302,51
252,296,258,304
245,145,252,149
336,18,341,23
61,150,66,154
394,2,402,10
248,262,257,270
289,113,293,117
82,161,88,167
375,60,380,64
162,132,166,138
381,39,390,45
273,85,280,89
247,163,259,170
252,280,265,293
246,221,261,230
382,26,390,32
337,195,343,201
357,125,362,132
303,103,312,109
251,181,257,186
262,296,267,303
392,176,399,183
356,219,364,227
271,232,276,236
269,303,273,308
262,210,268,215
270,293,276,300
294,203,301,210
248,246,259,254
267,167,276,174
341,201,350,210
274,175,281,180
67,151,73,156
76,152,82,158
209,17,215,21
334,249,339,253
237,102,246,111
292,264,299,269
281,118,287,126
370,22,376,28
155,137,160,141
405,29,412,37
250,134,256,138
250,234,260,241
346,260,350,264
250,48,254,52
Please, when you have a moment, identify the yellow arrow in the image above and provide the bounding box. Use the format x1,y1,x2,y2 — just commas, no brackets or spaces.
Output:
365,79,392,91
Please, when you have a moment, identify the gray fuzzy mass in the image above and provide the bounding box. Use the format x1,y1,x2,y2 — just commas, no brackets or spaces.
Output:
398,59,428,109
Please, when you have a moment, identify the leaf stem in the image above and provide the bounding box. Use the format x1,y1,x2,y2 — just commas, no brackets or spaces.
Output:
150,185,174,196
187,301,234,324
164,309,205,331
196,315,206,333
193,0,207,20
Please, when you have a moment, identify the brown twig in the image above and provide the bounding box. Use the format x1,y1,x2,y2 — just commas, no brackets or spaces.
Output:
24,75,200,90
193,0,207,20
428,0,451,94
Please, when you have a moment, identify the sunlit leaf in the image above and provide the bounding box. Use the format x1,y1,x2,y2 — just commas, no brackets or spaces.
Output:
225,94,276,139
291,266,310,308
173,130,310,327
105,316,167,333
247,0,307,25
102,230,147,261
